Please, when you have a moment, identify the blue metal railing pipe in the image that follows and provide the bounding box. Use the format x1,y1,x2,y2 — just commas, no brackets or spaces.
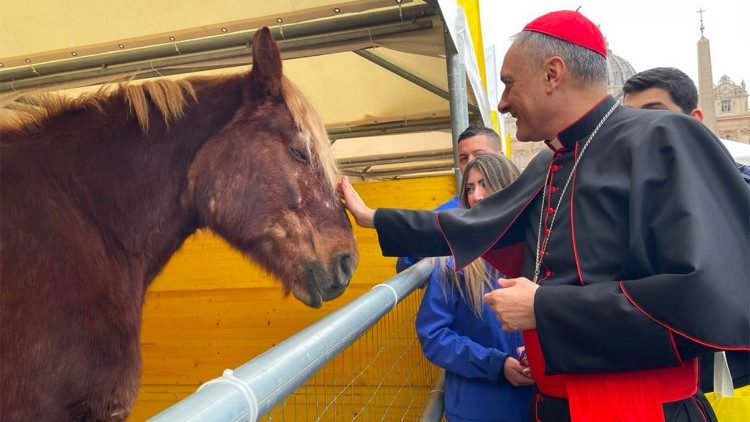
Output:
149,258,434,421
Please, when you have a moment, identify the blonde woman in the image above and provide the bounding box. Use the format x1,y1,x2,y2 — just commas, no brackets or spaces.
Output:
416,154,533,422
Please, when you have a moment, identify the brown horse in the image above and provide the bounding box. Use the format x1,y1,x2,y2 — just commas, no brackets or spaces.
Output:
0,28,358,421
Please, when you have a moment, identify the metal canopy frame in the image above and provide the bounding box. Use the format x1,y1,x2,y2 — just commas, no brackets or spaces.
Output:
1,1,480,181
0,4,438,92
353,49,480,115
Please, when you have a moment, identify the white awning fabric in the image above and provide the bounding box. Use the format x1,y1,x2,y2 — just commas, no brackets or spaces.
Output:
1,0,492,179
721,139,750,165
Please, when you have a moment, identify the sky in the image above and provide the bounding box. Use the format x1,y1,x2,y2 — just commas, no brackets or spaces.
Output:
479,0,749,102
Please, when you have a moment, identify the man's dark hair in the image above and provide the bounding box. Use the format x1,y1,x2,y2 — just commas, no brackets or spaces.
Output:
622,67,699,114
457,125,502,151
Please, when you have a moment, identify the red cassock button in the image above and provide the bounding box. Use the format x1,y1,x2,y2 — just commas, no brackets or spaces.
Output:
547,207,555,215
551,164,560,171
550,186,557,194
545,228,551,236
546,269,553,277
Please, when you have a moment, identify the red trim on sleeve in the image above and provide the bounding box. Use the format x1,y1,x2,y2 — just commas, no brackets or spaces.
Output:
437,177,544,272
620,281,750,350
667,330,685,365
469,184,545,270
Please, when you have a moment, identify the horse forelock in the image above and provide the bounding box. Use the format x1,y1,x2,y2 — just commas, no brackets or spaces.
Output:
1,79,197,133
280,77,338,190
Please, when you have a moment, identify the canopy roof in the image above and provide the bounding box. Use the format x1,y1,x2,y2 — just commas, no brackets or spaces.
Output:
1,0,491,180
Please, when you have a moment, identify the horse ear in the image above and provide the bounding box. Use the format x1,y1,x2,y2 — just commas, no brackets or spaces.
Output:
249,27,283,99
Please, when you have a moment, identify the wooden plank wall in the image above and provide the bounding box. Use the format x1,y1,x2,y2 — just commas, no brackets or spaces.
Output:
129,175,455,420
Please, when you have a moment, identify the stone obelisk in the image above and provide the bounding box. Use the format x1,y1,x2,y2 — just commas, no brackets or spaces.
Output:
697,8,718,132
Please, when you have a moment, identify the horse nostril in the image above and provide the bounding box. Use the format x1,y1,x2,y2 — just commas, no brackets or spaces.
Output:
333,252,356,284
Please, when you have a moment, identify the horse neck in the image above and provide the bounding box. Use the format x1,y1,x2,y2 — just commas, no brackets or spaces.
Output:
62,76,244,285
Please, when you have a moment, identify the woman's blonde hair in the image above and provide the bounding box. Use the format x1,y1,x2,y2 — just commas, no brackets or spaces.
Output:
439,153,520,317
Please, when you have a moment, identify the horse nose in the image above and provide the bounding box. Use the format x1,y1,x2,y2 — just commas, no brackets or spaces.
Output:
332,252,356,286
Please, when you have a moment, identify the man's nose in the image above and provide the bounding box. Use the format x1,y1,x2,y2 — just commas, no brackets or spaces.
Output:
498,99,509,114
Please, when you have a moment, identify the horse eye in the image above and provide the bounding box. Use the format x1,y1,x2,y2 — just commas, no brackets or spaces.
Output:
289,147,310,164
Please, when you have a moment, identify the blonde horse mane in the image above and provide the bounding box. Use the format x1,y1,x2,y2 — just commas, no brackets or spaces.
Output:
280,76,338,190
0,78,197,133
1,73,338,188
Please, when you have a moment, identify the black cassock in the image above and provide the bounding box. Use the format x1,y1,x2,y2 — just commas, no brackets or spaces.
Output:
374,97,750,421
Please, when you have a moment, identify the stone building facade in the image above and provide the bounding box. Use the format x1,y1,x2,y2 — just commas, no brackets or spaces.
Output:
714,75,750,142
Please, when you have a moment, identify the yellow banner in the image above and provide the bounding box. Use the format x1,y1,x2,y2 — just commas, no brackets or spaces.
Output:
457,0,509,156
457,0,487,87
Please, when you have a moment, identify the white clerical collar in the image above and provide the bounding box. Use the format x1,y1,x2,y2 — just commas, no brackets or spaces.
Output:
548,138,564,150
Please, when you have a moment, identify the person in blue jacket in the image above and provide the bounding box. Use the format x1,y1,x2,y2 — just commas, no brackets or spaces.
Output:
396,125,504,272
416,154,533,422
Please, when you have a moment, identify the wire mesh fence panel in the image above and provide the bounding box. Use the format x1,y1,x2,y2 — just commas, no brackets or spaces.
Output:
260,289,440,422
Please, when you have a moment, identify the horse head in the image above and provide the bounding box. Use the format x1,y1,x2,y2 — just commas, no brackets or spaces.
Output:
186,28,358,308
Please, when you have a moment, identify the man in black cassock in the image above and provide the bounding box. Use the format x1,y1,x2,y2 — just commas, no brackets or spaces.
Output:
621,66,750,394
338,10,749,422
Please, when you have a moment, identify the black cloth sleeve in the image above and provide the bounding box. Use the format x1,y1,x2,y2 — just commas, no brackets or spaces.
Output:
534,113,750,374
373,208,452,258
535,283,684,373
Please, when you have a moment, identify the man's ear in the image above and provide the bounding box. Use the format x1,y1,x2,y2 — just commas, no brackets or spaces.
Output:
689,108,704,122
544,56,565,93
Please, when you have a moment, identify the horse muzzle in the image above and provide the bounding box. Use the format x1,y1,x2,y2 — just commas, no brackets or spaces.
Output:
293,253,357,308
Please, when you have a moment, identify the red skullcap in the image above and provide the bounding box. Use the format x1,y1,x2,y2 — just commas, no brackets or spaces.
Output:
523,10,607,58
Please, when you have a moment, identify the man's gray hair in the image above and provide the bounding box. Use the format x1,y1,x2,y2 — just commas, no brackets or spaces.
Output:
513,31,608,85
